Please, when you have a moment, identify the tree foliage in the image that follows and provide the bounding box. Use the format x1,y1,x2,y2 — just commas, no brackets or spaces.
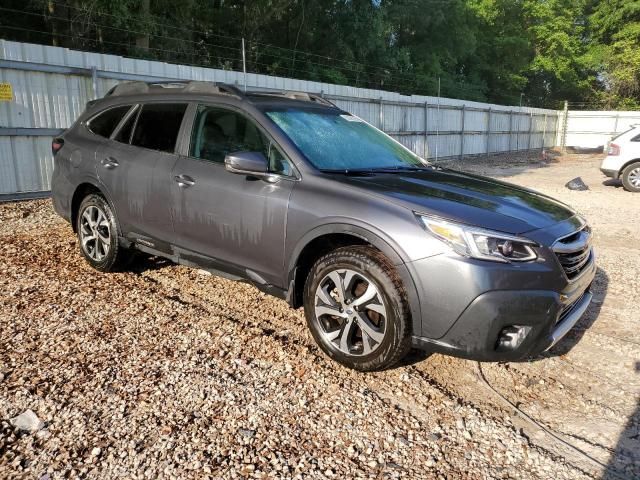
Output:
0,0,638,108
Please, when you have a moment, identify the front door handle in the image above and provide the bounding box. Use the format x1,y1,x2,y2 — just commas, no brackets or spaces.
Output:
101,157,119,169
174,174,195,188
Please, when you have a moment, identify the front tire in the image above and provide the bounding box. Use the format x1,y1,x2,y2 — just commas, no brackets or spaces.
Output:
76,194,131,272
621,161,640,192
303,246,412,371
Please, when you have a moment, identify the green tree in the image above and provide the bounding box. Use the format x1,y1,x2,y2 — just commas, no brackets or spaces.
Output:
587,0,640,108
521,0,592,107
467,0,530,105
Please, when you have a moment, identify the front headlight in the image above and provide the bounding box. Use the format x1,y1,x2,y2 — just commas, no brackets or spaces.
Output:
419,215,538,263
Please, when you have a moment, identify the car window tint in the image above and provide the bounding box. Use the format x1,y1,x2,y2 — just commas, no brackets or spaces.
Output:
113,106,139,144
190,105,295,176
131,103,188,153
190,105,269,163
88,106,131,138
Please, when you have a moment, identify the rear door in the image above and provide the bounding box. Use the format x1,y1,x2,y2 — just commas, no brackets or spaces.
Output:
96,102,188,251
170,103,297,286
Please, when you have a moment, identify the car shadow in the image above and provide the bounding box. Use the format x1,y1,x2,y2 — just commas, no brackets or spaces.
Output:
603,361,640,479
397,348,433,367
541,266,609,358
566,146,604,155
603,178,623,189
128,254,175,274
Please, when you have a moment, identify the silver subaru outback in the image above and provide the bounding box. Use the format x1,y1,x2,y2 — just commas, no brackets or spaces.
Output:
51,81,595,371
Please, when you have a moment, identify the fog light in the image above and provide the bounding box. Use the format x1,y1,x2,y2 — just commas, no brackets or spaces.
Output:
496,325,531,351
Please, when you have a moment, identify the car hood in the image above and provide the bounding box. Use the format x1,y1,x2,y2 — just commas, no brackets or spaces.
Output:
333,168,575,234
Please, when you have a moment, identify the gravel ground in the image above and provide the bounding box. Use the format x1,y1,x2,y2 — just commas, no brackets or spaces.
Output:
0,151,637,479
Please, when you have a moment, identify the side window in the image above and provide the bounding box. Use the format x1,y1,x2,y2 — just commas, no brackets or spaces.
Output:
631,133,640,142
113,106,139,144
190,105,267,163
131,103,188,153
268,143,294,176
88,105,131,138
190,105,295,176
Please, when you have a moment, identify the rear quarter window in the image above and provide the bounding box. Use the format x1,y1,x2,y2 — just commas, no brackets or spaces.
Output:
87,105,131,138
131,103,188,153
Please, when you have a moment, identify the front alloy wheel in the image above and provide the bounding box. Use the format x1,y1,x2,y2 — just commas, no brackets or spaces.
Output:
314,269,387,356
304,246,412,371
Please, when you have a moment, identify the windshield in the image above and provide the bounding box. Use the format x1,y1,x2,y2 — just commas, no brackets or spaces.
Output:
265,109,427,171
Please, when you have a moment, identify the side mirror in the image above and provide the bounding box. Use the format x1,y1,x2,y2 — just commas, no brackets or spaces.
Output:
224,151,268,176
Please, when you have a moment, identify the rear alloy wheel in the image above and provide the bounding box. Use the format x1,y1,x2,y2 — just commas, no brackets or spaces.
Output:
80,205,111,262
304,246,411,371
76,194,131,272
621,161,640,192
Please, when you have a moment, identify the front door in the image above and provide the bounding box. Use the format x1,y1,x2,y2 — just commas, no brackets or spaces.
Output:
97,102,188,251
171,104,297,287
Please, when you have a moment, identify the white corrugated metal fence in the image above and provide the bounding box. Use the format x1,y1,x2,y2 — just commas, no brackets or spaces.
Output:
560,111,640,149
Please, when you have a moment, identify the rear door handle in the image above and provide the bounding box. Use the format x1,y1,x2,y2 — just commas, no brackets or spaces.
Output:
174,174,195,188
101,157,119,169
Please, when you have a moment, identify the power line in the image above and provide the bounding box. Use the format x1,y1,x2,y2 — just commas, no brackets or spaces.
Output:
39,1,488,96
0,6,497,101
45,0,419,78
0,25,243,68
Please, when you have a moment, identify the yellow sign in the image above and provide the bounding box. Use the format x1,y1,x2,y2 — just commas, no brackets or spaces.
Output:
0,83,13,101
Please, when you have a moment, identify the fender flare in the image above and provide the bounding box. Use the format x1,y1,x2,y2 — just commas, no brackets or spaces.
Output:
70,176,122,235
286,221,423,336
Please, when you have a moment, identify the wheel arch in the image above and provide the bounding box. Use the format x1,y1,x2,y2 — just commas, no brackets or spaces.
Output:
70,181,118,233
286,224,422,336
619,158,640,176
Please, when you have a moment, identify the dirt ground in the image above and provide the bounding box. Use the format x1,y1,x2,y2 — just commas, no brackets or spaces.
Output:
0,151,638,479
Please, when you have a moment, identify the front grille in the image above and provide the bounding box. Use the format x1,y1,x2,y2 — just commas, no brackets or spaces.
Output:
553,226,593,281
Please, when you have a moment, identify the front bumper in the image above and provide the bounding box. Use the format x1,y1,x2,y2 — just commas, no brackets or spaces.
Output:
411,285,593,361
408,235,596,361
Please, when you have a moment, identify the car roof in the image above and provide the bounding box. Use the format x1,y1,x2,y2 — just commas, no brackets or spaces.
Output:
102,81,340,111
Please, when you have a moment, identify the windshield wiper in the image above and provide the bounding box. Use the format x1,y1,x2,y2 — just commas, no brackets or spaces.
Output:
319,164,435,175
368,165,433,173
318,168,376,176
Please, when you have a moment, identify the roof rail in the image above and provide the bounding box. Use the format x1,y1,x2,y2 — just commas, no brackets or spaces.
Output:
182,81,244,97
250,90,337,107
105,80,244,98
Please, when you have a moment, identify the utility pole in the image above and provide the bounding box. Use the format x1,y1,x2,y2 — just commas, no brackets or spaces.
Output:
435,77,440,162
242,38,247,92
561,100,569,153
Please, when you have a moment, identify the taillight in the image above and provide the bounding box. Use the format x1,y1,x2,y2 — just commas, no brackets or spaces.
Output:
608,143,620,156
52,137,64,156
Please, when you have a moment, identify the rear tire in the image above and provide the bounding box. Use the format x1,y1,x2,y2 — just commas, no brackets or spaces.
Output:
621,161,640,192
76,194,131,272
303,246,412,371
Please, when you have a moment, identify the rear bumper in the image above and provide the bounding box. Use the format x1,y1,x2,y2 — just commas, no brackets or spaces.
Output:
600,167,618,179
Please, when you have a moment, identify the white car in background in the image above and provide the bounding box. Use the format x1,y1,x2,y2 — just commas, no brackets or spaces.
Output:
601,125,640,192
